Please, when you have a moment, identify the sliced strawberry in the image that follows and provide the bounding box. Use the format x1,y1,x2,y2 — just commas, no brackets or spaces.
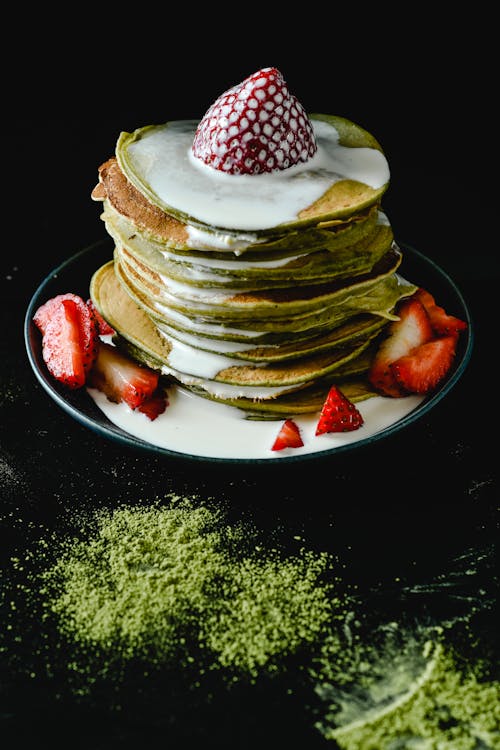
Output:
33,295,66,335
271,418,304,451
87,341,160,410
192,67,317,175
86,298,115,336
368,298,434,397
77,303,99,374
315,385,364,435
414,287,467,336
390,335,458,394
137,390,169,421
34,292,99,373
41,299,87,389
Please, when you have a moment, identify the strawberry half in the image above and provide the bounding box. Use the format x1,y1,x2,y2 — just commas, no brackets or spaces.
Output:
34,292,99,374
315,385,364,435
390,335,458,394
414,287,467,336
271,418,304,451
192,67,317,175
368,298,434,397
40,298,87,389
87,341,160,410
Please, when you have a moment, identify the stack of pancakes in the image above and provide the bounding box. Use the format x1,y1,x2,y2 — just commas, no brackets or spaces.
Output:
90,115,417,417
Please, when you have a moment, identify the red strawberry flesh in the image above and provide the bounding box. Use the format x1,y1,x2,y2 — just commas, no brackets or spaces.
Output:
368,297,434,397
390,335,458,394
34,293,99,374
41,299,87,389
414,287,467,336
315,385,364,434
192,67,317,175
87,341,160,410
271,418,304,451
86,298,115,336
137,390,169,421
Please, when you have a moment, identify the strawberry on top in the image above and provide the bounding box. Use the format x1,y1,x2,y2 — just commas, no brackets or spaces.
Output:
192,67,317,175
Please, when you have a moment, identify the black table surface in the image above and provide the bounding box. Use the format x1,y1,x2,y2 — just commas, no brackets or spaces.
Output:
1,43,498,749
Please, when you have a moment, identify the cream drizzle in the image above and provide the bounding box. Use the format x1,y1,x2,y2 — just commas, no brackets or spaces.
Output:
124,119,389,230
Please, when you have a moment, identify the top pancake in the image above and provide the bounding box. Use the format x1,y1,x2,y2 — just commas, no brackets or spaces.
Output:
114,114,390,236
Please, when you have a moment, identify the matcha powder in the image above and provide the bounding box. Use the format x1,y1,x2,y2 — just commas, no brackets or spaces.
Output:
311,617,500,749
324,642,500,749
3,496,497,746
39,496,342,679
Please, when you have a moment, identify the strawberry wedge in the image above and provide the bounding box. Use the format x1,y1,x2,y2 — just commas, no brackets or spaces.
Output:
414,288,468,336
315,385,364,434
369,288,467,397
272,418,304,451
40,298,88,389
368,297,434,397
34,292,99,375
86,298,115,336
391,335,458,394
87,341,160,410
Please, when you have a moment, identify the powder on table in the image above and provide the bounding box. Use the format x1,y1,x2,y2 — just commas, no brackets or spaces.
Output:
3,495,497,746
39,495,345,679
312,621,500,749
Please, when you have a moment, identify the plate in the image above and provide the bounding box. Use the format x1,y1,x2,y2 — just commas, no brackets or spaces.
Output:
24,239,473,464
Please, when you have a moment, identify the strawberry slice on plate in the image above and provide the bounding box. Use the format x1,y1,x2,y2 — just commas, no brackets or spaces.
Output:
369,289,468,397
271,418,304,451
390,335,458,394
86,298,115,336
137,390,169,421
40,298,88,389
87,341,161,411
192,67,317,175
414,287,468,336
34,292,99,374
368,297,434,397
315,385,364,435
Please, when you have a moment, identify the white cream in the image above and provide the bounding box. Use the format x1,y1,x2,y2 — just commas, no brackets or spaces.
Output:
186,224,263,253
87,384,424,460
158,325,260,354
157,273,246,303
162,333,248,379
154,305,264,338
124,119,390,230
159,368,307,399
159,265,231,285
160,248,303,271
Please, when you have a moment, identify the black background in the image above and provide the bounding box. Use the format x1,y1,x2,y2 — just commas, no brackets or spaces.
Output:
2,18,498,749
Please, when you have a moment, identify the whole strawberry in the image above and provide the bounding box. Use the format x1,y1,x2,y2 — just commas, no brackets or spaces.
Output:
192,67,317,175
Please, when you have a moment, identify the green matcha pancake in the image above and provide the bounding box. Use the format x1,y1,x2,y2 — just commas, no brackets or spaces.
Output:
90,260,412,414
115,114,390,234
101,203,394,290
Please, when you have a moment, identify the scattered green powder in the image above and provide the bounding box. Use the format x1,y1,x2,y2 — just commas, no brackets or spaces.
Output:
38,496,342,679
2,495,498,747
311,621,500,749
